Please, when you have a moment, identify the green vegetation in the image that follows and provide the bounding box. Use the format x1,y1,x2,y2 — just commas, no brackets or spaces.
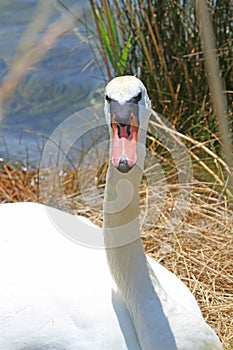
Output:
90,0,132,75
90,1,232,130
90,0,233,195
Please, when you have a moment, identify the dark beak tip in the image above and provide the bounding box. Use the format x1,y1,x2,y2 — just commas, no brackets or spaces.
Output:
116,158,134,173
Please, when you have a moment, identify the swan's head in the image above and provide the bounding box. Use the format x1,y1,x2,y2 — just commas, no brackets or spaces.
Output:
104,75,151,173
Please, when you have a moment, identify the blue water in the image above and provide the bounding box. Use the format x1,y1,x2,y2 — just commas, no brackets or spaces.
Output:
0,0,105,164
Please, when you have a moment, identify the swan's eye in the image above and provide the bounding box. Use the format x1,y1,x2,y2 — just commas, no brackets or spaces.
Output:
135,92,142,102
105,95,112,103
127,92,142,104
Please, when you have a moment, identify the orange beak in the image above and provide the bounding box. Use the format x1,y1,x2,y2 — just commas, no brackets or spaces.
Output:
111,112,139,173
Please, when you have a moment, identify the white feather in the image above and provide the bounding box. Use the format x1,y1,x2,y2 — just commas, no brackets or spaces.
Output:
0,76,222,349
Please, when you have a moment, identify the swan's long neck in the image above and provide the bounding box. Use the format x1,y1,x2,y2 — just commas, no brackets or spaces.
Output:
103,162,176,350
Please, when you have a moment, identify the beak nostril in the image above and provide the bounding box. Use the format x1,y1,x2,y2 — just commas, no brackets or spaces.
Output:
117,124,121,138
117,123,131,138
127,124,131,137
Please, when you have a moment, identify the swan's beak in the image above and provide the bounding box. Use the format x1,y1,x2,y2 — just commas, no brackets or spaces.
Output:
111,112,139,173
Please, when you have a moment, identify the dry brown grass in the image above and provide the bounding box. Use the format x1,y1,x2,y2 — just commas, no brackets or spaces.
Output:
143,184,233,349
0,162,40,202
0,161,232,349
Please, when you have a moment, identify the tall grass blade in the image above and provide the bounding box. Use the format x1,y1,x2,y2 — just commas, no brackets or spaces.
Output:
119,35,132,74
196,0,233,196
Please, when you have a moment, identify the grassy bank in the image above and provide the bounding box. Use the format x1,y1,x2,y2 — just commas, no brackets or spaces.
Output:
0,160,232,348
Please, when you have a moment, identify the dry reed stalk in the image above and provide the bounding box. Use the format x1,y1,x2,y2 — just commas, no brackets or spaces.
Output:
112,0,127,44
89,0,112,78
196,0,233,194
145,0,175,98
124,0,161,94
149,110,232,198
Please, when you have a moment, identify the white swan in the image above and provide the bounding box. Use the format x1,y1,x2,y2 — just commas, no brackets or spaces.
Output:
0,76,222,349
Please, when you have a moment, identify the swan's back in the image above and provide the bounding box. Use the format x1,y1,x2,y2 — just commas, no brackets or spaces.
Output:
0,202,141,350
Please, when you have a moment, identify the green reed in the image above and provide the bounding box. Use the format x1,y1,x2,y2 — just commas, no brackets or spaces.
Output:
90,0,233,196
90,0,232,134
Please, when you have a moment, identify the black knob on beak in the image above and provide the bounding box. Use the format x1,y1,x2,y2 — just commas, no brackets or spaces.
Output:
118,157,132,173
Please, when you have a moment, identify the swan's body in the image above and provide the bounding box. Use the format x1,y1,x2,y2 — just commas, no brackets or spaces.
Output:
0,76,222,349
0,203,221,350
